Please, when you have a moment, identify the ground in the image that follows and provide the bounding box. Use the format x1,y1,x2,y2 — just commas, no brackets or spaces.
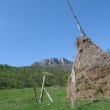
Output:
0,87,110,110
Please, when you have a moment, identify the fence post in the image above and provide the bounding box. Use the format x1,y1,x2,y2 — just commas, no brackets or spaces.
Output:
71,66,77,110
39,76,46,103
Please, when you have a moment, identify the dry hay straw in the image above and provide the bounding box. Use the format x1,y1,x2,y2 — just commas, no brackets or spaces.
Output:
67,36,110,99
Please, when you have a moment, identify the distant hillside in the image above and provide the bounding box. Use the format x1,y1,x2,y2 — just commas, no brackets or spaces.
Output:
44,64,72,73
32,58,72,66
0,58,73,89
0,63,72,89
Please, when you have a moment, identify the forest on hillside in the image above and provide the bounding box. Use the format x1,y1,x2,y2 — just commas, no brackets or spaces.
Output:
0,64,71,90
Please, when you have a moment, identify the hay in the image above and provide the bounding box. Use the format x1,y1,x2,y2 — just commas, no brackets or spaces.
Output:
67,36,110,99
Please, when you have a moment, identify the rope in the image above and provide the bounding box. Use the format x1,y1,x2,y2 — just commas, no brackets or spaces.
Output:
67,0,86,37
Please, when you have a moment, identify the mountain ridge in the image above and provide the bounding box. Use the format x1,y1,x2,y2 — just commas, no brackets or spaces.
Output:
32,58,72,66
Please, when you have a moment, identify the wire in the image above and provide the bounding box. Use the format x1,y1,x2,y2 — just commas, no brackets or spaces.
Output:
67,0,86,36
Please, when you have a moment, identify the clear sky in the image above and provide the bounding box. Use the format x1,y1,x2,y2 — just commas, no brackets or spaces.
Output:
0,0,110,66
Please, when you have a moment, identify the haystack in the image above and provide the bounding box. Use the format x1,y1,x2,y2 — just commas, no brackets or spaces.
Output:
67,36,110,99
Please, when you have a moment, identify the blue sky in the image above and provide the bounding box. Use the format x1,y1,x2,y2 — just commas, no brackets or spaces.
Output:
0,0,110,66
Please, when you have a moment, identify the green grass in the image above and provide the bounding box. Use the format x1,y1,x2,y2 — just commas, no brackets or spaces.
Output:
0,88,110,110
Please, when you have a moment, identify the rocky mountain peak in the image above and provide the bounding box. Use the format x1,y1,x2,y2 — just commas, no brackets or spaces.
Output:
32,58,72,66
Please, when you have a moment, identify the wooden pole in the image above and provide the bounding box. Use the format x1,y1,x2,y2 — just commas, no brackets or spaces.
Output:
31,66,38,104
44,87,53,102
71,65,77,110
39,76,46,103
67,0,86,37
33,83,38,104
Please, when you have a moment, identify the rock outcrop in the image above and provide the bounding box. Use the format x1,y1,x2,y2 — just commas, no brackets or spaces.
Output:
33,58,72,66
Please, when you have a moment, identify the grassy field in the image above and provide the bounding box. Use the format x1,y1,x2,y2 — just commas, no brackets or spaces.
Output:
0,87,110,110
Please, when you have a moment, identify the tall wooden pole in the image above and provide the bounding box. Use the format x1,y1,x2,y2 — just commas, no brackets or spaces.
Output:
39,76,46,103
67,0,86,37
71,65,77,110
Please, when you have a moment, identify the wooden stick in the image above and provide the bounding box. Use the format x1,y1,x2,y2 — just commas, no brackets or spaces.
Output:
44,87,53,102
39,76,46,102
71,65,77,110
31,66,38,104
33,83,38,104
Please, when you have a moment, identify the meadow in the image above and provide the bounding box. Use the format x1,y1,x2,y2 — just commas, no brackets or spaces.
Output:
0,87,110,110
